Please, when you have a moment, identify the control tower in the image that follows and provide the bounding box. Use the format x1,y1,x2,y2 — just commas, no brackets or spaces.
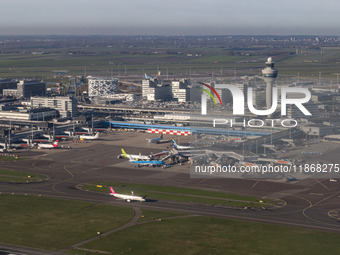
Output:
262,57,278,109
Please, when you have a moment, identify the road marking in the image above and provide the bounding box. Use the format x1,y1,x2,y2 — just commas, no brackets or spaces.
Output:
199,179,208,183
52,165,74,193
251,180,260,189
312,178,330,190
310,193,324,196
313,190,340,207
328,209,340,219
303,190,340,225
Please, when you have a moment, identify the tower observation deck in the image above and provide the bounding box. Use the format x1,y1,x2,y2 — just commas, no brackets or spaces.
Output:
262,57,278,110
262,57,278,78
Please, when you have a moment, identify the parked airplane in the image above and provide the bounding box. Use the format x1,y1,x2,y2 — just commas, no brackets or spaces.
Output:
32,139,51,143
147,134,163,143
75,131,89,135
130,159,165,167
172,139,191,150
78,132,100,140
129,155,171,168
109,187,145,202
2,143,30,149
37,140,59,149
83,127,108,132
0,141,32,149
118,148,151,160
9,143,31,148
42,134,71,140
54,134,70,140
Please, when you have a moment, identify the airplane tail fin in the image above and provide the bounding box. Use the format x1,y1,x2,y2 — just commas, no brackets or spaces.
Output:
110,187,116,194
53,140,58,147
121,148,128,158
172,139,178,149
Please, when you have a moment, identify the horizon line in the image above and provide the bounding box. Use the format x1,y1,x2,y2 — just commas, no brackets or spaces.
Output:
0,34,339,37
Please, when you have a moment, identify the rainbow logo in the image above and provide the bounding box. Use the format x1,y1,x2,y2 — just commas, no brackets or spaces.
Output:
197,82,222,106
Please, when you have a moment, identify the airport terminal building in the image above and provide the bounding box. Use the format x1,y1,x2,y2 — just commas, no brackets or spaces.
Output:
31,96,78,118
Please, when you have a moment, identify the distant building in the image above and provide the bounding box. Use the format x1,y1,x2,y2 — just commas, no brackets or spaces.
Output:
0,80,17,94
2,80,46,98
286,103,318,119
142,78,172,101
142,79,156,100
214,82,248,106
2,89,21,98
88,77,118,98
311,93,333,102
17,80,46,98
31,96,77,118
251,87,266,107
301,125,335,137
0,106,57,121
172,80,191,102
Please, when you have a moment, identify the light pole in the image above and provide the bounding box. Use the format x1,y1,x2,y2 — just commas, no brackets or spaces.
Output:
109,113,112,131
8,120,11,146
91,114,94,134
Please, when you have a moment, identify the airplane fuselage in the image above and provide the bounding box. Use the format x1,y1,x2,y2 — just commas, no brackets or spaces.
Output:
120,154,150,160
111,193,145,202
78,133,100,140
110,187,145,202
130,160,165,166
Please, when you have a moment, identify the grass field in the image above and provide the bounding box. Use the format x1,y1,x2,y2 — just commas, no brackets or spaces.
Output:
1,42,340,79
2,194,340,255
0,168,46,183
0,195,134,251
74,216,340,255
0,156,21,162
80,182,273,208
138,209,184,222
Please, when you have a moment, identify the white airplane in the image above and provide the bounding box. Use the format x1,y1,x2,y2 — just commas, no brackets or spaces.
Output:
37,140,59,149
172,139,191,150
54,134,71,140
42,133,70,140
117,148,151,160
129,154,171,168
78,133,100,140
9,143,31,148
147,134,163,143
109,187,145,202
0,141,31,149
83,127,107,132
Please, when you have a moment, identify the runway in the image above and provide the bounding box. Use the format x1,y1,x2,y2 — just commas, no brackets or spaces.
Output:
1,132,340,234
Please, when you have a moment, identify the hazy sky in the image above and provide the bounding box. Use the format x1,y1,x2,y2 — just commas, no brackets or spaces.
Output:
0,0,339,35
